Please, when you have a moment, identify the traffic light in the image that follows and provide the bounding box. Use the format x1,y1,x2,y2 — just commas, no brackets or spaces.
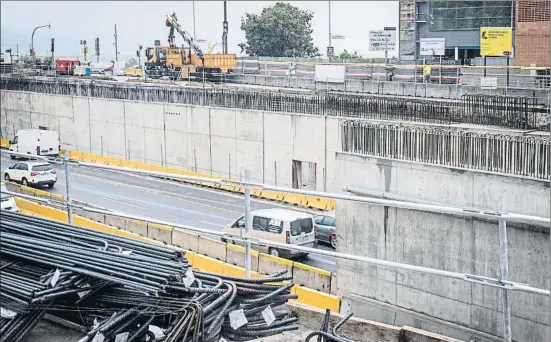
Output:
95,38,100,56
50,38,55,52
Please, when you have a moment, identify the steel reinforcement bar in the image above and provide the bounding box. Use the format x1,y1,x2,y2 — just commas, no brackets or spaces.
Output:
341,120,550,180
0,75,544,129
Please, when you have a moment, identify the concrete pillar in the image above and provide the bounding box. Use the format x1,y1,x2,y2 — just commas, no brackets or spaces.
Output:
454,47,459,61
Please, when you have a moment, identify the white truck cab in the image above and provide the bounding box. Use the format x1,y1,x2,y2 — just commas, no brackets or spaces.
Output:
9,129,60,159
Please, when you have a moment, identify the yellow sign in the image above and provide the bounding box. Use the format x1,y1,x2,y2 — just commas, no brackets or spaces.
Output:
480,27,512,57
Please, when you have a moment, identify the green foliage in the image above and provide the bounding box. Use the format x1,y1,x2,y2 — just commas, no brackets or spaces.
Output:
338,49,363,60
238,2,319,57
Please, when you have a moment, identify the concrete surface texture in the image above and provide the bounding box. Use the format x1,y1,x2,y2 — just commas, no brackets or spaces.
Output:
0,90,342,193
333,152,550,342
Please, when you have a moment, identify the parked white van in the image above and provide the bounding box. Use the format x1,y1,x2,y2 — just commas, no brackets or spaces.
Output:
222,208,316,258
9,129,60,158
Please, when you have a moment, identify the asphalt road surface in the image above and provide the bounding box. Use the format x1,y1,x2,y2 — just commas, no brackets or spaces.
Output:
1,155,336,272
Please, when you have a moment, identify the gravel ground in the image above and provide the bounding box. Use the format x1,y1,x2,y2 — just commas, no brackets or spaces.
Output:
24,321,315,342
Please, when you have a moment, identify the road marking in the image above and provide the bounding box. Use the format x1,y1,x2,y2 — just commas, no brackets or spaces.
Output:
75,173,242,215
100,196,146,210
79,167,324,215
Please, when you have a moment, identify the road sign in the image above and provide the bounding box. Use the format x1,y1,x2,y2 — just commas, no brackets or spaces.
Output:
420,38,446,56
480,27,512,57
369,29,396,52
480,77,498,90
326,46,334,57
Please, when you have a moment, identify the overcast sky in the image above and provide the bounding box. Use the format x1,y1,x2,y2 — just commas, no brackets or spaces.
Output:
1,1,398,60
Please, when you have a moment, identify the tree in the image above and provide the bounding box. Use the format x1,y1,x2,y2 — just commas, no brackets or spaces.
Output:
238,2,319,57
339,49,363,60
125,58,138,68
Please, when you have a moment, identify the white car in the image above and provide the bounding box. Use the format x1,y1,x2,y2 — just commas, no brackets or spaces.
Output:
0,183,19,212
4,161,57,188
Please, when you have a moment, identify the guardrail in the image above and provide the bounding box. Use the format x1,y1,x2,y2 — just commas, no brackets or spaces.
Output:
235,60,550,89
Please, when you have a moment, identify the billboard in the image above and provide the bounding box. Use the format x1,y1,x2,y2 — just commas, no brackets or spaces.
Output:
480,27,513,57
420,38,446,56
315,64,345,83
369,27,396,51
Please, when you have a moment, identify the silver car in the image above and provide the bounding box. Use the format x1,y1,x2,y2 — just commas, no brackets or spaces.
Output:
313,214,337,248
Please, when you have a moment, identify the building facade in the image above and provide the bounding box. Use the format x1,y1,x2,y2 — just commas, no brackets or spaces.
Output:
514,0,550,66
399,1,515,62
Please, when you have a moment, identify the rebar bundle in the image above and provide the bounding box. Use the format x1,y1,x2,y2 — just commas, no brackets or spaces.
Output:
0,211,299,341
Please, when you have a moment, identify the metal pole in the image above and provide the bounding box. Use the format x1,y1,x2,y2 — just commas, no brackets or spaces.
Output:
64,150,73,224
114,25,119,62
328,1,332,56
498,200,511,342
244,169,252,278
193,1,197,42
31,24,50,69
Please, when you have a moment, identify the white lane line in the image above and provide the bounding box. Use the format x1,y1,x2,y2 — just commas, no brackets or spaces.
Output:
199,220,228,228
100,196,146,210
74,173,243,215
77,185,235,222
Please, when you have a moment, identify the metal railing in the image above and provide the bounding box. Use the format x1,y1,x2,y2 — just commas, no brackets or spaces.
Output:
234,60,550,90
341,121,550,180
1,76,547,129
1,148,549,342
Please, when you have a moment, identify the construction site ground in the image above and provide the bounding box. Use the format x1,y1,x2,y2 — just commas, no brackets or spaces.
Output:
28,321,316,342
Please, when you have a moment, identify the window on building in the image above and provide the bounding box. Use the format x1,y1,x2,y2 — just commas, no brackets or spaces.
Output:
429,1,513,31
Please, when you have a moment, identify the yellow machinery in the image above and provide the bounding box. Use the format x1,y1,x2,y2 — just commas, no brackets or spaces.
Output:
144,12,236,81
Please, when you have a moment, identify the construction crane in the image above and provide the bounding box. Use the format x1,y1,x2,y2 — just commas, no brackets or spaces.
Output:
166,12,204,63
222,1,228,54
144,11,236,81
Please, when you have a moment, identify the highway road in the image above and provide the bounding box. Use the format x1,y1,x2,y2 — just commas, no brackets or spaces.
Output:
1,155,336,272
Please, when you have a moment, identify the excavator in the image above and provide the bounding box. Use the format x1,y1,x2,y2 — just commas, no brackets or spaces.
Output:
144,9,236,81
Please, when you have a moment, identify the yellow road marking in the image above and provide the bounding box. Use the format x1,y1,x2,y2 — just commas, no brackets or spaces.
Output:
100,196,146,210
77,173,241,214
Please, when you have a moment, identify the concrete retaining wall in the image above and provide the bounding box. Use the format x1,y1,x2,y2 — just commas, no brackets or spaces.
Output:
0,90,342,192
333,152,550,342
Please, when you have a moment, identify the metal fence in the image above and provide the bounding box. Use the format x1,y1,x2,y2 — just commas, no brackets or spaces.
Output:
341,121,550,180
0,76,547,129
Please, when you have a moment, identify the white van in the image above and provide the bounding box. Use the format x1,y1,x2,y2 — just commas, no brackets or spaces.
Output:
9,129,60,158
222,208,316,258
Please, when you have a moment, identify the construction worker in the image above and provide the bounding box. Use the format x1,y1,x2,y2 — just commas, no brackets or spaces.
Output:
423,65,432,84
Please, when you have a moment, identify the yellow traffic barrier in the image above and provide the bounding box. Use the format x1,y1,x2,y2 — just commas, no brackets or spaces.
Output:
292,285,340,313
280,193,306,206
191,254,224,274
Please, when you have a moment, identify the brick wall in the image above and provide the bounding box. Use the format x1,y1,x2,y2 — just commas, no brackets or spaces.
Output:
515,0,550,67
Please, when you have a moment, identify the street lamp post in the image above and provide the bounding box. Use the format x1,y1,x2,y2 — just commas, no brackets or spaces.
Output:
31,23,51,68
